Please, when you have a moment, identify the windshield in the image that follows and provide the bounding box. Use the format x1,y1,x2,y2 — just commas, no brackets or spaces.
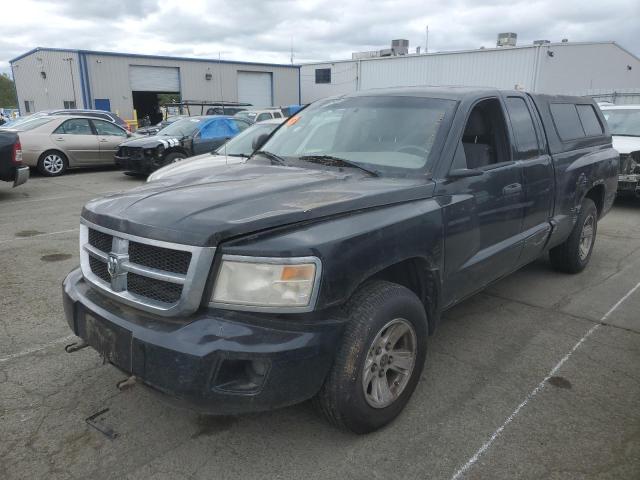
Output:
258,95,455,174
602,109,640,137
215,122,278,156
157,118,202,137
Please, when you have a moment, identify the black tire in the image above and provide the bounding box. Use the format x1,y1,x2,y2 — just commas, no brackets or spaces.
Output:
549,197,598,273
315,280,428,434
163,152,187,165
37,150,68,176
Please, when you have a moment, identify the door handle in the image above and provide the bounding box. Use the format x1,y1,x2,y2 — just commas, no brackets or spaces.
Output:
55,137,64,141
99,138,109,143
502,183,522,195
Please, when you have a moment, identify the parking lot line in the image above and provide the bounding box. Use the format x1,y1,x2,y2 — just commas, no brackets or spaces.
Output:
0,335,75,364
450,280,640,480
0,228,79,244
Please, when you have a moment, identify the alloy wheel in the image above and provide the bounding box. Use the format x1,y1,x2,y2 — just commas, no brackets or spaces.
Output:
362,318,417,409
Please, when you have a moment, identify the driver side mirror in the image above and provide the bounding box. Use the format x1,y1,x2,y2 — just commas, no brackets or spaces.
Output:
448,168,484,179
252,133,270,151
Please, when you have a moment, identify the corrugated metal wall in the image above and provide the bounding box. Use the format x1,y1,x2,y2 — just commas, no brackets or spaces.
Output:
12,49,300,119
300,61,358,103
360,47,539,91
12,50,82,114
85,53,299,119
300,42,640,104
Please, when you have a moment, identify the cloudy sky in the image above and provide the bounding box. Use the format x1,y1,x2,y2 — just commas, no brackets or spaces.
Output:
1,0,639,75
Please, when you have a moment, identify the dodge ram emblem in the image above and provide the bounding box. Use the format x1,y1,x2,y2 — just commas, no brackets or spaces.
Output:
107,254,119,278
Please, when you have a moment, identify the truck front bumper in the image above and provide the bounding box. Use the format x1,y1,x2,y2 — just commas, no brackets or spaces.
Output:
62,268,344,414
115,155,159,175
617,174,640,196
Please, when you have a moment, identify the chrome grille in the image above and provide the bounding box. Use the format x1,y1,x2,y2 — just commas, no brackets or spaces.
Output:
88,229,113,252
79,221,216,317
129,241,191,275
128,273,182,303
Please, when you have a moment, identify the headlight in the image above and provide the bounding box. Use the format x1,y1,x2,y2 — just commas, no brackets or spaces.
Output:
211,255,321,311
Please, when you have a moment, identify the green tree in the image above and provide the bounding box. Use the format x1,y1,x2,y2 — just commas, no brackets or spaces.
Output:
0,73,17,108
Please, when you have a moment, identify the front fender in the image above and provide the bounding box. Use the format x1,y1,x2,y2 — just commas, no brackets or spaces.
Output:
220,199,445,310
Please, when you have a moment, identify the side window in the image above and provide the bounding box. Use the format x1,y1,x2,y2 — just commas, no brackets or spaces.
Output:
549,103,584,141
505,97,539,159
458,98,510,169
53,118,93,135
256,113,271,122
200,119,232,139
274,111,282,118
576,104,603,136
231,119,250,132
93,120,126,137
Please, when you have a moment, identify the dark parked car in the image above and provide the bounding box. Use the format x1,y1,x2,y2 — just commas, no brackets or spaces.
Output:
63,87,617,433
114,116,251,175
135,116,187,136
0,130,29,187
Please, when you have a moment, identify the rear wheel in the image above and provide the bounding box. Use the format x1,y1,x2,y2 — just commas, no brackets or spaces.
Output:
315,281,428,434
549,197,598,273
37,151,68,176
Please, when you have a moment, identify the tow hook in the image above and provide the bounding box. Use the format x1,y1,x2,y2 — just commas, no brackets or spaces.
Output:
65,340,89,353
117,375,136,391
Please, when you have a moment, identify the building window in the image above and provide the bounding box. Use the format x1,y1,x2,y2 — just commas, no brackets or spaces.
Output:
24,100,34,113
63,100,77,109
315,68,331,84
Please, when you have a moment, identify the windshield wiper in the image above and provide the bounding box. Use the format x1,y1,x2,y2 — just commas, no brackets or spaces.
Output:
298,155,379,177
254,150,287,165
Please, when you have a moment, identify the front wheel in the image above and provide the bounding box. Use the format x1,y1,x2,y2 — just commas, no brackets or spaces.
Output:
549,197,598,273
315,281,428,434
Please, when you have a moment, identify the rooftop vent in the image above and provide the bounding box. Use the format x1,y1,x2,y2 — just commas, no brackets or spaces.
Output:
497,32,517,47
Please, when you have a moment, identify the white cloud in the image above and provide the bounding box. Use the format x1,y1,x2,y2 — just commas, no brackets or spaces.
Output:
1,0,638,75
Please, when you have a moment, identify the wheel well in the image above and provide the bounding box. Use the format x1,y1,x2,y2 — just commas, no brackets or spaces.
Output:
369,258,439,335
164,148,188,158
584,184,605,217
38,149,68,162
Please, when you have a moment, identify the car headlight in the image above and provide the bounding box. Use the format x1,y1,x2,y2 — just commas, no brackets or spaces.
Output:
211,255,321,311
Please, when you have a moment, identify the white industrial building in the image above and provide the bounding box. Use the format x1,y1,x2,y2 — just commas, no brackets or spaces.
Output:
10,48,301,121
301,41,640,104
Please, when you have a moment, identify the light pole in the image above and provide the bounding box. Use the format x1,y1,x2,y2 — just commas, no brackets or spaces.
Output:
63,57,77,108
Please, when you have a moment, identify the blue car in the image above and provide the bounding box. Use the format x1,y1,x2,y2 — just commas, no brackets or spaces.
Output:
115,115,251,175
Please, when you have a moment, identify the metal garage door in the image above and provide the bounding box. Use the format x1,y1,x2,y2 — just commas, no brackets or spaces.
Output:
237,71,273,107
129,66,180,92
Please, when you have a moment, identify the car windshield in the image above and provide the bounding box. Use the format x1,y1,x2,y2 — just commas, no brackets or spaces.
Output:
157,118,202,137
602,109,640,137
12,117,54,131
257,95,455,174
215,122,279,157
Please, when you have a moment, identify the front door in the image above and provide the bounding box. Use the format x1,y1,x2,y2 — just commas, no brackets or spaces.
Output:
439,98,525,307
51,118,100,165
92,119,128,163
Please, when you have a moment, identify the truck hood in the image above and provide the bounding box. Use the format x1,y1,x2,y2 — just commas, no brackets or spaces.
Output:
82,163,435,246
612,136,640,155
147,153,244,182
120,134,184,149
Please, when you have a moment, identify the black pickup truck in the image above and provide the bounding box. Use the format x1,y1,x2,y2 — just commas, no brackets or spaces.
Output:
63,87,618,433
0,130,29,187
